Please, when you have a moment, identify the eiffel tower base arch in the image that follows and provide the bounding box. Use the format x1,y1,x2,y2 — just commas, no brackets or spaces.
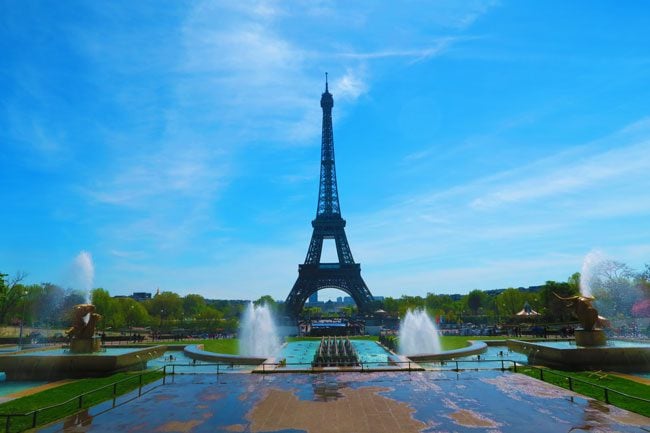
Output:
285,264,375,318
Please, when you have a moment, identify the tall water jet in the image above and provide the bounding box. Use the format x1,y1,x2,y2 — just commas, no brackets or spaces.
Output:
398,309,441,355
579,249,606,298
239,303,281,358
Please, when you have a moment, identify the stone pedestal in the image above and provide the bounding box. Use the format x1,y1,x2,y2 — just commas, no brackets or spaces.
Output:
575,329,607,347
70,336,102,353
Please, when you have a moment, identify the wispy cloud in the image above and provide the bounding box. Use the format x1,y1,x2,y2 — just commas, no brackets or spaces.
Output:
345,118,650,292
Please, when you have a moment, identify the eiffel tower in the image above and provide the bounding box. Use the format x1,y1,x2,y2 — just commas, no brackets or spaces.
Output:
285,75,375,318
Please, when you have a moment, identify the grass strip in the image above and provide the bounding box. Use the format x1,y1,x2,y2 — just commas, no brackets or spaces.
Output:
0,370,163,432
201,338,238,354
516,366,650,417
438,336,507,351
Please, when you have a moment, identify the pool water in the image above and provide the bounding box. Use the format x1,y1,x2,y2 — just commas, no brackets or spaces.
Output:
532,340,650,349
14,347,150,356
147,351,254,373
0,381,48,397
421,346,529,370
278,340,393,368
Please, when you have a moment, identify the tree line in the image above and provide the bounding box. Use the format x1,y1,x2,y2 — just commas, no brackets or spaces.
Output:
375,262,650,325
1,259,648,334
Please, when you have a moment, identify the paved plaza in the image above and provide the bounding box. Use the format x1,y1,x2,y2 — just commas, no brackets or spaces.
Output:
39,370,649,433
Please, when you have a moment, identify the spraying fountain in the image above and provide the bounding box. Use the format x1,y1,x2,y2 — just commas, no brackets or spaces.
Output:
507,252,650,372
398,309,441,356
239,303,281,358
0,304,166,380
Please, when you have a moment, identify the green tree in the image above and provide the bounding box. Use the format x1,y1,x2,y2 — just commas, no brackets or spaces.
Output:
539,280,579,322
466,290,484,315
117,298,150,328
34,283,65,326
497,288,524,317
0,272,29,324
147,291,183,323
183,294,207,318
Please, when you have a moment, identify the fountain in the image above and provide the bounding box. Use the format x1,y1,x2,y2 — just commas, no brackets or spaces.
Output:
553,293,607,346
398,309,441,356
239,302,281,358
66,304,102,353
507,253,650,372
0,304,166,380
312,336,360,367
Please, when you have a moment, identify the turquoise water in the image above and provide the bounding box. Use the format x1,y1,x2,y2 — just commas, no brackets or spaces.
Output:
533,340,650,349
147,351,253,373
421,346,528,370
278,340,393,368
15,347,147,356
0,381,48,397
353,340,392,365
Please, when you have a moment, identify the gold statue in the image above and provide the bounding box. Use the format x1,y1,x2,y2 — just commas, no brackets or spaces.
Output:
553,293,602,331
66,304,101,340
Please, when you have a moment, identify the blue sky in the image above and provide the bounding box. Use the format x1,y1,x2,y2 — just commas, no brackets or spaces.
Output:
2,1,650,301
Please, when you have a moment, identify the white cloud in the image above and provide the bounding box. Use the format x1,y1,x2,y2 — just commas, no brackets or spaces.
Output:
343,118,650,294
333,69,367,101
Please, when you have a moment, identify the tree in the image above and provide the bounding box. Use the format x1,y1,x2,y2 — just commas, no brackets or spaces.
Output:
539,280,578,322
0,272,28,324
61,290,87,318
147,291,183,323
497,288,524,317
589,260,639,318
183,294,207,317
34,283,66,326
466,290,484,315
117,298,150,328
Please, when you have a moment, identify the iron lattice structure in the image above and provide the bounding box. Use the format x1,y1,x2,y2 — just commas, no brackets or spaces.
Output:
285,77,375,318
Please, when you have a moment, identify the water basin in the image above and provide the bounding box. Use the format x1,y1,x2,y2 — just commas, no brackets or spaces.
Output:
278,340,394,369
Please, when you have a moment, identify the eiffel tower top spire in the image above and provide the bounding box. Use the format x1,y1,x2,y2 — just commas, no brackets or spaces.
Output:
317,72,341,217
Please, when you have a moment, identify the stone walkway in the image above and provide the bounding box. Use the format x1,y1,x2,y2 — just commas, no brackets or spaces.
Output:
38,370,650,433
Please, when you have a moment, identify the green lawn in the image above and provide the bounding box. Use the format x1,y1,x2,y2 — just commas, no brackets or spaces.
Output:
201,338,238,354
439,336,511,350
516,366,650,417
0,370,164,432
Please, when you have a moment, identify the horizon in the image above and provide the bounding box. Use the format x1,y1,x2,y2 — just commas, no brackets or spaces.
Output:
2,2,649,301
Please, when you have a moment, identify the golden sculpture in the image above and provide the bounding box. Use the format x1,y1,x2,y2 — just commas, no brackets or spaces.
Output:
66,304,101,340
553,293,599,331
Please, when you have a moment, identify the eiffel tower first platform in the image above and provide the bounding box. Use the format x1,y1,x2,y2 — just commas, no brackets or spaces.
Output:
285,76,375,318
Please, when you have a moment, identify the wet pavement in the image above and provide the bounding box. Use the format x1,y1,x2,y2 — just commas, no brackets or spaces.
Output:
38,370,650,433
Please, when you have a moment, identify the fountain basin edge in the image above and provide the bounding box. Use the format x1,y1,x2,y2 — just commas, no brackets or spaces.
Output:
406,340,487,362
183,344,267,365
507,339,650,372
0,345,168,381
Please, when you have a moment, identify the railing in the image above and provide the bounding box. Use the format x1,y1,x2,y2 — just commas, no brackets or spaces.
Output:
0,367,167,433
518,365,650,415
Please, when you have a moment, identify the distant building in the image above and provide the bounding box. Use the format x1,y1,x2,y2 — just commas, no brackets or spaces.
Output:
308,292,318,303
131,292,152,302
336,296,343,303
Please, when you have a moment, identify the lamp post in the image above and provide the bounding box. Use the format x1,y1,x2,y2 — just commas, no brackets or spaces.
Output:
18,290,28,347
